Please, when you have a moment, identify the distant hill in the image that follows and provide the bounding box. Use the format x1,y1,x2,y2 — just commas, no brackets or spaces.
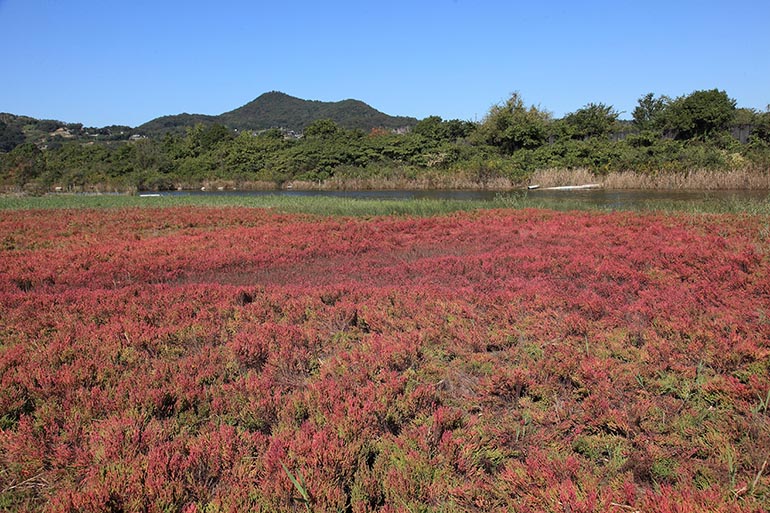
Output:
0,112,134,150
137,91,418,136
0,93,417,150
137,113,217,137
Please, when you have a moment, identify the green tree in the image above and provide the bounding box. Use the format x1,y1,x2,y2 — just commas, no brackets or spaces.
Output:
414,116,475,142
661,89,736,140
733,108,758,126
475,92,551,153
444,119,476,141
563,103,619,140
199,124,233,149
260,128,285,140
632,93,669,131
0,142,45,187
133,138,173,175
303,119,341,139
751,108,770,143
184,124,233,156
0,120,25,152
413,116,447,141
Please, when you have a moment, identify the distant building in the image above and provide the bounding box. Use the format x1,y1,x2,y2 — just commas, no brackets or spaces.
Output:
50,127,74,139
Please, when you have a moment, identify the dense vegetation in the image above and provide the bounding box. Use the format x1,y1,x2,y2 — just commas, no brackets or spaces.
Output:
1,206,769,511
1,89,769,192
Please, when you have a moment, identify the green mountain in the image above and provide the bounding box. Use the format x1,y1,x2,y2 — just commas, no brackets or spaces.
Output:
137,91,417,136
137,113,217,137
0,113,135,150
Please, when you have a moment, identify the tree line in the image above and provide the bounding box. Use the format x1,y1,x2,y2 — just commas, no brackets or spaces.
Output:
2,89,770,192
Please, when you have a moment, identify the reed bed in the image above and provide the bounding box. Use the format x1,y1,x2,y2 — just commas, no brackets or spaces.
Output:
603,168,770,189
529,167,770,190
291,174,518,191
527,167,598,187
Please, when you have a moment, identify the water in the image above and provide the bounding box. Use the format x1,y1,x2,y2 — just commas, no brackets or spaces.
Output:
161,188,770,209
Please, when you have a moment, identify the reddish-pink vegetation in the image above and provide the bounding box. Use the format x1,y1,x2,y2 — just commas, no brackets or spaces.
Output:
1,207,769,512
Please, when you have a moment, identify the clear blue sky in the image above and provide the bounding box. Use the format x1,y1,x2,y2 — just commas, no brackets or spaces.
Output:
1,0,768,127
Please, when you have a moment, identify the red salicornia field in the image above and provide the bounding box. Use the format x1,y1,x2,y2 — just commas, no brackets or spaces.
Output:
1,206,769,512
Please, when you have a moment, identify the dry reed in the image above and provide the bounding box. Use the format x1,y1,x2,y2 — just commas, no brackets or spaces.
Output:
198,180,277,191
292,174,519,191
529,167,770,190
603,168,770,189
528,168,597,188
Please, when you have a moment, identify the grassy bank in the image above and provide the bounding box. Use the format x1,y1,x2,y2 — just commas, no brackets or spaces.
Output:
0,194,502,217
290,167,770,191
217,167,770,191
7,166,770,197
2,189,770,216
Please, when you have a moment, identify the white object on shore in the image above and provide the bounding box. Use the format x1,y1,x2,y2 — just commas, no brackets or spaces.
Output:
527,184,540,190
139,193,161,197
542,183,602,191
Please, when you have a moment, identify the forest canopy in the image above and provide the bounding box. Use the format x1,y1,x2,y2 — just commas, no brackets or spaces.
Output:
2,89,769,192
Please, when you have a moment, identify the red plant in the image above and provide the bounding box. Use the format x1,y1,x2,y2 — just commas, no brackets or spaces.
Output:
1,207,768,511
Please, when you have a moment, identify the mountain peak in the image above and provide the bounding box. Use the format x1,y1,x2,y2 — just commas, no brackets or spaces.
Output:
137,92,417,136
255,90,294,100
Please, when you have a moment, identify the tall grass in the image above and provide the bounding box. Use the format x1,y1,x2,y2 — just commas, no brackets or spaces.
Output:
604,168,770,189
529,167,770,190
2,190,770,216
528,168,598,187
293,174,518,191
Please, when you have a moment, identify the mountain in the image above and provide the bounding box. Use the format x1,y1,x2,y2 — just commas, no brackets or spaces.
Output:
137,92,418,136
218,92,418,132
0,113,135,149
137,113,217,137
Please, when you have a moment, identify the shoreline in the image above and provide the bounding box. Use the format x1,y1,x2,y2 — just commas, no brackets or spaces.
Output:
6,168,770,195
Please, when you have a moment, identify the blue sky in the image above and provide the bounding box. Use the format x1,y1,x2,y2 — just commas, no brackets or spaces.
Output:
1,0,768,127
